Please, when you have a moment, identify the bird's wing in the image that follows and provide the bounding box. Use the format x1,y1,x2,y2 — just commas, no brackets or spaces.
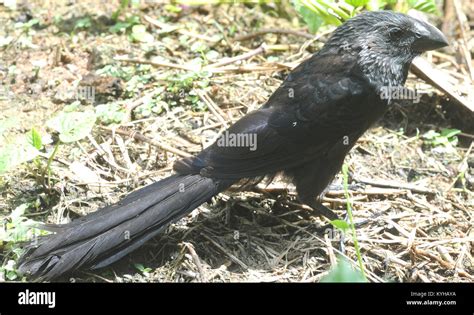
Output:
175,53,369,179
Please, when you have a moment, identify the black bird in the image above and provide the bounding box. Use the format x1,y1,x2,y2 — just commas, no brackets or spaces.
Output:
19,11,448,280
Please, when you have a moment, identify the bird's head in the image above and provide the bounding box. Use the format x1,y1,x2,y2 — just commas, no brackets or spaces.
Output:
322,11,448,88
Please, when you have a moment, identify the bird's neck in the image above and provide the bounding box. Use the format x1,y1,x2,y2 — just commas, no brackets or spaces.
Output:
357,49,415,93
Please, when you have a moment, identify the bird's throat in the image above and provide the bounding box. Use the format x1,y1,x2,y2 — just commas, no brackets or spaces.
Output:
358,49,414,93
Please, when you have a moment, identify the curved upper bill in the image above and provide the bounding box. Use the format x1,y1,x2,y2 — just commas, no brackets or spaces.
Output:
412,19,449,52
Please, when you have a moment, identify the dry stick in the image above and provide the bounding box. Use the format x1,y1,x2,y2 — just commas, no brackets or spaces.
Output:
353,176,436,195
406,192,454,220
447,141,473,192
195,90,229,128
123,90,161,123
455,243,472,279
205,44,267,69
116,45,282,75
202,233,249,270
87,135,130,173
182,242,207,281
412,247,456,270
234,28,315,41
411,58,473,112
437,245,456,265
324,234,337,267
459,132,474,140
325,188,407,196
209,64,291,73
144,15,220,43
101,126,191,158
442,0,456,37
452,0,474,81
255,184,407,196
114,57,199,72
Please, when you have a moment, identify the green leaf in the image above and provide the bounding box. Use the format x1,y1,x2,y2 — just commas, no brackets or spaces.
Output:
29,128,43,150
330,219,350,231
422,129,439,140
365,0,383,10
300,5,324,33
10,204,28,223
0,141,40,174
345,0,369,7
423,129,460,148
321,257,367,282
131,24,154,43
47,111,96,143
95,103,126,125
407,0,438,14
134,263,152,274
74,17,92,30
440,128,461,139
6,271,18,280
112,0,130,21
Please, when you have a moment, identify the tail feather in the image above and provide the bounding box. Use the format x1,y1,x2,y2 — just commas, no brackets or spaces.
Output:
18,174,233,280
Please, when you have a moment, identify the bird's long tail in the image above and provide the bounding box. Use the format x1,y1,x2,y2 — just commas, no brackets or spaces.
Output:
18,174,233,280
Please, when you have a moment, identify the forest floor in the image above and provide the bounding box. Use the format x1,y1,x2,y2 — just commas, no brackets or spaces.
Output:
0,1,472,282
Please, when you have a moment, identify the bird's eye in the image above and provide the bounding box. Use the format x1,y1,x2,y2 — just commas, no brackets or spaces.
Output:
389,27,403,38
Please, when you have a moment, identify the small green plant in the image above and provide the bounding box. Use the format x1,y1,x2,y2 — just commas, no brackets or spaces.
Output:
109,15,140,34
422,128,461,148
164,71,210,112
320,255,367,282
0,128,45,175
112,0,130,22
129,24,154,43
328,163,366,281
112,0,142,22
134,263,153,277
292,0,439,33
0,203,47,281
15,18,39,34
0,111,96,279
97,64,135,81
73,17,92,32
10,18,39,49
95,103,127,124
46,111,96,143
0,111,96,189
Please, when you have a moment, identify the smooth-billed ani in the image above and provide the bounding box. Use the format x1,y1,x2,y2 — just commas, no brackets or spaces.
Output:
19,11,448,280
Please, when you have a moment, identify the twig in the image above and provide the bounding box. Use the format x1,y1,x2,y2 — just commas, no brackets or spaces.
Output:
195,89,229,128
205,44,267,69
101,126,191,158
447,141,473,192
411,58,473,112
412,247,454,269
144,15,220,43
459,132,474,140
114,57,199,72
182,242,207,281
441,0,456,38
202,233,249,270
115,48,289,75
234,28,314,41
87,135,130,173
353,176,436,195
123,90,161,124
324,234,337,267
452,0,474,81
207,63,291,73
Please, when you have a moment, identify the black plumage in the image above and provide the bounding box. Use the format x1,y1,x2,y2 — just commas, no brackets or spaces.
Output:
18,11,448,280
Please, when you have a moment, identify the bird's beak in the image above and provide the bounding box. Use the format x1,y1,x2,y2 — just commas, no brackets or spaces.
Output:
412,20,449,52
